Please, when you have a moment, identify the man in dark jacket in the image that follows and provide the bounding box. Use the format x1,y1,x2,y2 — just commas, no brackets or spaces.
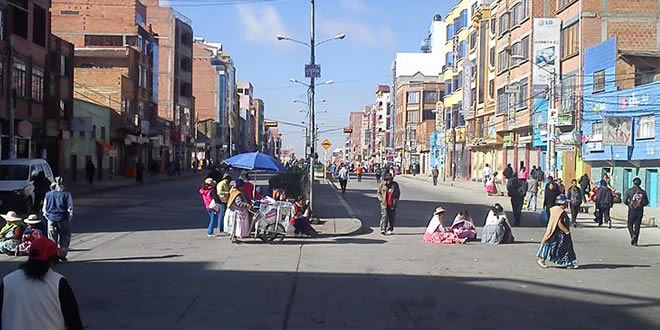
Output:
579,173,591,203
594,180,614,228
623,177,649,246
377,173,400,235
566,179,583,227
431,166,439,186
507,176,526,226
543,176,560,217
503,164,514,179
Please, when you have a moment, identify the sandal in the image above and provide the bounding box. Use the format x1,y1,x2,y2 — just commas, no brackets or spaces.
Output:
537,259,548,268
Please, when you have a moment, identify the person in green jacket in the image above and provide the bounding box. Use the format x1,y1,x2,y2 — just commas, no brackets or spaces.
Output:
215,174,232,234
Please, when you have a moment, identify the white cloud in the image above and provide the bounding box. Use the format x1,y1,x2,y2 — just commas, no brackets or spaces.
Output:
236,5,289,45
319,18,395,49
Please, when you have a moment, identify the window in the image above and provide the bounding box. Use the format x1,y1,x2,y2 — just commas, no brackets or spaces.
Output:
558,0,574,10
521,0,530,21
406,110,419,123
446,23,454,39
423,109,436,121
180,82,192,97
489,47,495,68
521,35,530,59
637,115,655,139
457,74,463,91
407,91,419,104
138,65,146,88
459,40,467,59
31,67,44,102
13,59,26,97
517,79,528,109
101,126,106,140
511,42,522,65
511,3,521,26
445,80,452,95
11,0,28,38
593,70,605,92
562,74,576,112
32,5,46,47
0,8,4,40
92,125,97,139
498,13,509,35
180,57,192,72
471,3,478,19
84,35,124,47
469,31,477,52
497,87,507,114
60,10,79,15
490,18,496,35
137,35,143,52
445,52,454,67
423,91,438,103
488,80,495,99
561,23,579,58
592,122,603,141
498,50,509,73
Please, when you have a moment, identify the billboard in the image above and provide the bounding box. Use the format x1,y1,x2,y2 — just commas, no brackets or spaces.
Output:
462,61,473,117
532,18,560,90
603,116,632,146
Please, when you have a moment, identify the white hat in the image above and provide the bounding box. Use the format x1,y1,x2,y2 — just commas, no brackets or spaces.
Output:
24,214,41,224
1,211,22,222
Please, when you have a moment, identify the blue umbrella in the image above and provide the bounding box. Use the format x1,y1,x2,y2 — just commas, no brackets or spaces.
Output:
223,152,285,172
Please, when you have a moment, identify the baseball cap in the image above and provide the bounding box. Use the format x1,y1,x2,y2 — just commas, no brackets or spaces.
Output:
29,238,60,261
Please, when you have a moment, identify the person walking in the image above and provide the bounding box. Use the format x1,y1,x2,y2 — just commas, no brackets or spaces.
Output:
536,195,579,269
338,165,349,193
375,166,383,183
199,178,221,238
566,179,583,227
482,164,492,186
623,177,649,246
579,173,591,203
43,177,73,262
518,164,528,181
507,176,526,226
1,237,84,329
503,164,514,180
543,176,560,217
594,179,614,228
431,166,439,186
85,159,95,185
525,175,539,212
377,173,400,235
136,159,145,184
356,165,363,182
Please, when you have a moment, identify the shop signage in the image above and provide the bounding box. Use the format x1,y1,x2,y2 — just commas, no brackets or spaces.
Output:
557,114,573,126
503,133,515,147
603,116,632,146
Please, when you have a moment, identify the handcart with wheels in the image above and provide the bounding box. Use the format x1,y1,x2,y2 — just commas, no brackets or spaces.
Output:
251,197,292,243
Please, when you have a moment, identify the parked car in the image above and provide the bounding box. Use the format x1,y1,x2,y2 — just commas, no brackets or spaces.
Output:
0,159,54,214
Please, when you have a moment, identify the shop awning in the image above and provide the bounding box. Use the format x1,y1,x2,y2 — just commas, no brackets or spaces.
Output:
96,140,118,156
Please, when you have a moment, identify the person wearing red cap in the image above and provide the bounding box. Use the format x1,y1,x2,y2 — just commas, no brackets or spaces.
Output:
0,237,83,329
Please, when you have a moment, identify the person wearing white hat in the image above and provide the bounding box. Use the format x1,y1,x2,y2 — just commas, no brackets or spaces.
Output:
0,212,25,255
17,215,45,256
43,177,74,261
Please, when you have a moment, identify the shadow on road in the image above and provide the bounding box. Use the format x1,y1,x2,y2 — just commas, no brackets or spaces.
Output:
577,264,651,270
71,254,184,263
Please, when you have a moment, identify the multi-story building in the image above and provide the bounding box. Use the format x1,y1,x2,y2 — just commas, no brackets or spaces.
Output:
237,81,254,152
266,127,281,158
52,0,161,177
374,85,391,162
441,0,473,179
347,111,363,162
144,0,194,169
0,0,74,178
394,76,443,173
465,0,500,181
253,99,265,151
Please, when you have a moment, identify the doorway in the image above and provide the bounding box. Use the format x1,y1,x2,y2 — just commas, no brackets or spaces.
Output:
624,169,633,193
646,169,657,208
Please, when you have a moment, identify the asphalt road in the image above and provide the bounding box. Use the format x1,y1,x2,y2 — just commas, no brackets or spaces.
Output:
0,173,659,330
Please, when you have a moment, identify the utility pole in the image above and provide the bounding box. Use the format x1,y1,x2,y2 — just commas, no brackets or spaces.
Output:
308,0,316,210
7,38,16,159
547,68,557,177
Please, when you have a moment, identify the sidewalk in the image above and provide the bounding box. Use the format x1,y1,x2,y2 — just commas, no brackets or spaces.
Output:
311,180,363,236
69,171,201,195
399,174,660,227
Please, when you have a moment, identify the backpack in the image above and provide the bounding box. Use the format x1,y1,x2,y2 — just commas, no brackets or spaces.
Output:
630,190,645,210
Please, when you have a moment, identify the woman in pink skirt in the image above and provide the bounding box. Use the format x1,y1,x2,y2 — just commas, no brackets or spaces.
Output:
422,206,466,245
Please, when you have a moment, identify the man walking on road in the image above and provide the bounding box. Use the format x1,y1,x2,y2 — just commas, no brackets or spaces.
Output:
377,173,400,235
43,177,73,262
482,164,492,186
566,179,583,227
356,165,363,182
507,176,526,226
526,174,539,212
338,165,349,194
594,180,614,228
431,166,439,186
623,177,649,246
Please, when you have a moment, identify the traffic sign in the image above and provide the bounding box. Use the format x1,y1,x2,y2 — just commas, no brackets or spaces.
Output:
321,139,332,150
343,128,353,134
265,121,278,127
305,64,321,78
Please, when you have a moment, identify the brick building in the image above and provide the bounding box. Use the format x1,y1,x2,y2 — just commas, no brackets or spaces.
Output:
0,0,74,175
252,99,264,151
347,111,363,162
52,0,161,177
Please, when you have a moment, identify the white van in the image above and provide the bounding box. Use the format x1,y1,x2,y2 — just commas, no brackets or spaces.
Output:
0,159,55,213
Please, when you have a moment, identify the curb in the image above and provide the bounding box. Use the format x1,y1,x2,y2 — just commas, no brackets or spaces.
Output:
322,179,365,236
72,173,202,196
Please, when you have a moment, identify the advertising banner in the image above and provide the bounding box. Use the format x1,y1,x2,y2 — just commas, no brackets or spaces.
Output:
532,18,560,92
603,116,632,146
462,61,473,116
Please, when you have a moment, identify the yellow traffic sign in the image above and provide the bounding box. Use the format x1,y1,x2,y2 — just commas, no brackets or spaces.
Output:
321,139,332,150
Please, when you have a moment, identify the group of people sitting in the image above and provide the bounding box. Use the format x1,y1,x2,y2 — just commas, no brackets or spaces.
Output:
0,212,47,256
422,203,514,245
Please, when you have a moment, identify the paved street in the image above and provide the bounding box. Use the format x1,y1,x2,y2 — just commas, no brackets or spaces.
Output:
1,174,660,329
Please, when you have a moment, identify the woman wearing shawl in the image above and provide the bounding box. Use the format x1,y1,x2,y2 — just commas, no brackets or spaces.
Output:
537,195,579,269
481,203,515,244
199,178,221,237
0,212,25,255
224,179,252,243
422,207,466,244
451,210,477,240
485,172,499,196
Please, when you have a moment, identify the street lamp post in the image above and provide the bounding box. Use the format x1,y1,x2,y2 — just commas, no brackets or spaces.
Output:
276,0,344,213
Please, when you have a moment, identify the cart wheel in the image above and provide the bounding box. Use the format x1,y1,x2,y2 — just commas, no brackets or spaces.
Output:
261,223,286,243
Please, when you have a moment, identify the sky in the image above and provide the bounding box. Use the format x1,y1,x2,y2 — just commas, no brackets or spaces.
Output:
167,0,454,156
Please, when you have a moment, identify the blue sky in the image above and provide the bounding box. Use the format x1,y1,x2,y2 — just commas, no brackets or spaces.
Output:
170,0,454,156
